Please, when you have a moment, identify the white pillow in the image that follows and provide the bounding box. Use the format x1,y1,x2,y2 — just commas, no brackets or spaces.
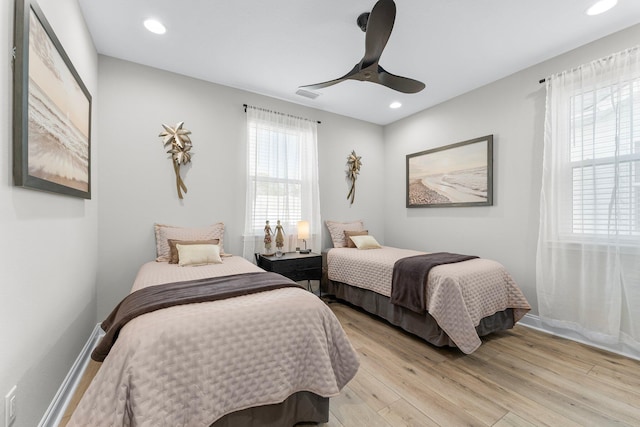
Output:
176,244,223,266
350,235,382,250
154,222,225,262
325,220,365,248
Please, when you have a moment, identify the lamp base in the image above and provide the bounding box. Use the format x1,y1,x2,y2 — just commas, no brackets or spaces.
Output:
299,249,311,254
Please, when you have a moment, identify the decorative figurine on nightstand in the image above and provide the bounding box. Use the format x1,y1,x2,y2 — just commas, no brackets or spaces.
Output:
275,220,285,257
264,220,273,255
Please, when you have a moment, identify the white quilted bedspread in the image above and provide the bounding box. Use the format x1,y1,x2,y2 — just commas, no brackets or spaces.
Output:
68,257,359,426
327,247,530,353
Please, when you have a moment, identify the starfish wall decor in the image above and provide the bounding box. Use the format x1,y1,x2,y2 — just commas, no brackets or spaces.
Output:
346,150,362,205
158,121,193,199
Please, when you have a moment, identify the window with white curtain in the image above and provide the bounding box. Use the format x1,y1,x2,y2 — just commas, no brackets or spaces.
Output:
248,125,303,233
537,46,640,354
242,106,321,260
568,80,640,238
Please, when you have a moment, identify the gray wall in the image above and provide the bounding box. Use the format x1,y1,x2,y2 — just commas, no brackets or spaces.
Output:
96,56,385,318
0,0,99,426
384,24,640,336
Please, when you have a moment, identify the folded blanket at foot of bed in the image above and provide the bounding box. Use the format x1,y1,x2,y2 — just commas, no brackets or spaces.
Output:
390,252,478,313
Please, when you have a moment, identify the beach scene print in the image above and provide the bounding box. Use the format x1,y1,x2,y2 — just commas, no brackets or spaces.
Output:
27,9,90,192
408,139,490,206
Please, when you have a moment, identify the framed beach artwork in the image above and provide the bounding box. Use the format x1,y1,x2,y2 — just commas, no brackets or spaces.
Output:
406,135,493,208
13,0,92,199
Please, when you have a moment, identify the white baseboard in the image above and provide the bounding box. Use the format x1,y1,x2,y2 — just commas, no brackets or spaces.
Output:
38,323,104,427
518,313,640,362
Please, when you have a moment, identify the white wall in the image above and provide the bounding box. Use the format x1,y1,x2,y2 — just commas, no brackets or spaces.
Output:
0,0,98,426
384,24,640,354
96,56,385,318
3,10,636,425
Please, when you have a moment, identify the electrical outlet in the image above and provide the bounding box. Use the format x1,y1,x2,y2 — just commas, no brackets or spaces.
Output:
4,386,16,427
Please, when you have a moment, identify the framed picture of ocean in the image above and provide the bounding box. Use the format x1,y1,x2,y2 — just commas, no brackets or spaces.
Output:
406,135,493,208
13,0,92,199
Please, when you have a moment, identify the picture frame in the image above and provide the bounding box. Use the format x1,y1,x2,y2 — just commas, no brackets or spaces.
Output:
406,135,493,208
13,0,92,199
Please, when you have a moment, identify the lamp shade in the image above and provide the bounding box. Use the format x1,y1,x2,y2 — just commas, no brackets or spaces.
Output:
297,220,310,240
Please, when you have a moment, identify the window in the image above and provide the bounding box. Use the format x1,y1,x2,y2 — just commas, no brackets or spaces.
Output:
242,106,321,259
537,46,640,351
569,80,640,237
247,124,303,233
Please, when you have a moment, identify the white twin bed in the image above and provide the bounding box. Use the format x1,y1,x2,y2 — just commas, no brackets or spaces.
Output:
323,220,531,354
68,224,359,427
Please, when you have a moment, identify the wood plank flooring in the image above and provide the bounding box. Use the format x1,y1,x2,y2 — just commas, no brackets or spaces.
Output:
60,298,640,426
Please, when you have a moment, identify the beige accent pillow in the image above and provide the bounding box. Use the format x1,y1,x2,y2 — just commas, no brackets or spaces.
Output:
177,244,222,267
325,220,365,248
350,235,382,250
344,230,368,248
167,239,220,264
154,223,225,262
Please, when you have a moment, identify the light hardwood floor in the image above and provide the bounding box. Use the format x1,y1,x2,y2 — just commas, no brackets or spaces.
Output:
61,299,640,426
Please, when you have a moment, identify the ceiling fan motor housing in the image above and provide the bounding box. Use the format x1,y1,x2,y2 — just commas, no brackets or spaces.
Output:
357,12,370,32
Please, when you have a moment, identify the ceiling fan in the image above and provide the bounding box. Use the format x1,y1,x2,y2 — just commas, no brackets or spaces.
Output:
299,0,425,94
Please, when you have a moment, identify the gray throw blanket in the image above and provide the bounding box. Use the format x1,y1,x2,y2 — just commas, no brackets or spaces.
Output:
92,271,302,361
390,252,478,313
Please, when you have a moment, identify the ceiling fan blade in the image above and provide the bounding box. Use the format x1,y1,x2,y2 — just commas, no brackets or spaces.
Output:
378,65,425,94
299,64,360,91
362,0,396,67
299,78,347,91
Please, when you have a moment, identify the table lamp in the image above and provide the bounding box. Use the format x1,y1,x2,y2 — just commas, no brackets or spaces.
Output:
297,220,311,254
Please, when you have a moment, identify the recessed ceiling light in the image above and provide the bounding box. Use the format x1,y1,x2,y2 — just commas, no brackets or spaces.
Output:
144,19,166,34
389,101,402,109
586,0,618,16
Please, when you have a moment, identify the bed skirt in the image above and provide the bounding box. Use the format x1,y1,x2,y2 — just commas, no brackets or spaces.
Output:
211,391,328,427
322,277,514,349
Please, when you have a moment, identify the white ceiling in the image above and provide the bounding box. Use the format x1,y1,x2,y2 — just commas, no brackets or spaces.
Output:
78,0,640,125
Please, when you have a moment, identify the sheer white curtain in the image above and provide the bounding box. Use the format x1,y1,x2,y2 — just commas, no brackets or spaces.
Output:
242,106,321,260
537,46,640,351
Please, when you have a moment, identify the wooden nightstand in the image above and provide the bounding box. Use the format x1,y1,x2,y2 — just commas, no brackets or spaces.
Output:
257,252,322,294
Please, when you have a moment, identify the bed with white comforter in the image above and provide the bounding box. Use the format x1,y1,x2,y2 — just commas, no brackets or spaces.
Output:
325,246,531,354
68,256,359,426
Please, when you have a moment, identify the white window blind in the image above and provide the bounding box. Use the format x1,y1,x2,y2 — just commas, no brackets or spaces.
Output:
569,80,640,237
248,124,303,233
